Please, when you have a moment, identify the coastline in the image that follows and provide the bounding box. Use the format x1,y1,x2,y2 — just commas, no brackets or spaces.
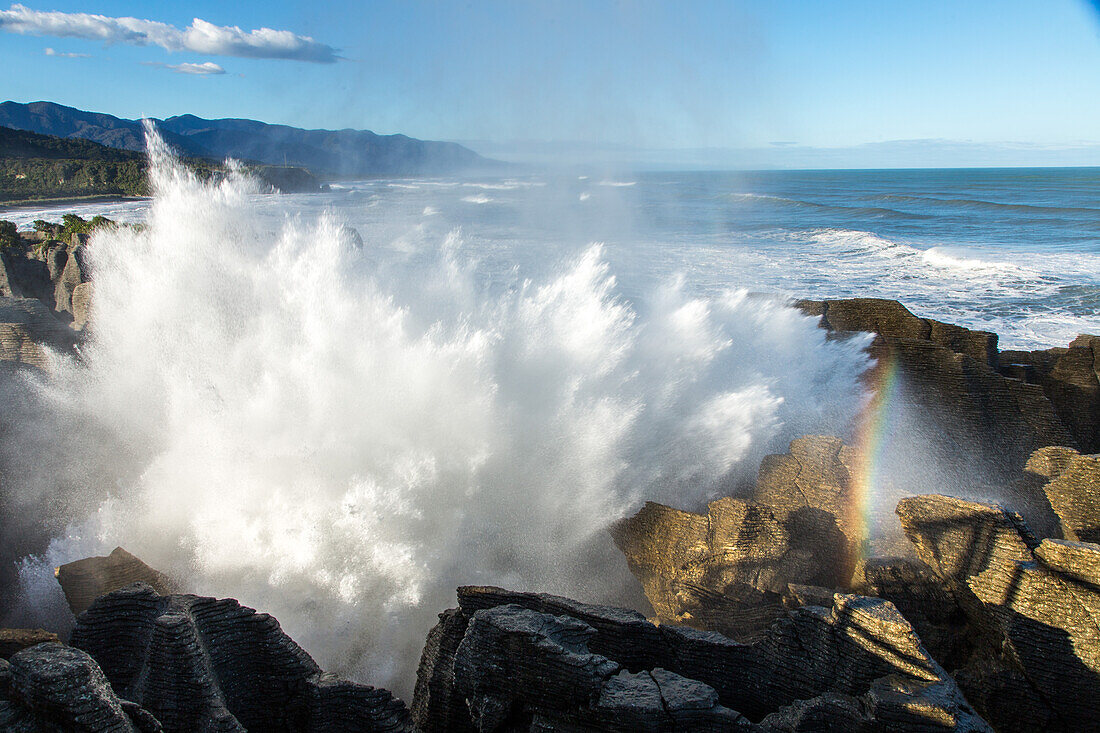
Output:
0,194,150,211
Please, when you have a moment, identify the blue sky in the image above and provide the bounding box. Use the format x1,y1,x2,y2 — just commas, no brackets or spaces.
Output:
2,0,1100,167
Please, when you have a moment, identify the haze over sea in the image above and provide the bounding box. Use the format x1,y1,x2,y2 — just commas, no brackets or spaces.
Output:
6,165,1097,350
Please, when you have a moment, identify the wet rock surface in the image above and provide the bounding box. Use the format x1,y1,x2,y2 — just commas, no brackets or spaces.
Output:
0,642,159,732
897,494,1100,732
69,583,411,732
411,585,991,732
796,298,1078,480
56,547,178,617
611,436,859,641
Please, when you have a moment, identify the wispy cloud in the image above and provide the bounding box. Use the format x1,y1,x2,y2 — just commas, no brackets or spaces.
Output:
44,46,88,58
0,4,339,63
144,60,226,75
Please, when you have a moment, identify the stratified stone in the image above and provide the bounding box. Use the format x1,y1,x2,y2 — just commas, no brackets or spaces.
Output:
0,642,159,732
69,583,411,733
611,437,864,644
54,244,88,315
71,282,93,331
795,297,998,365
797,298,1078,484
412,586,991,732
1024,447,1100,543
611,497,829,641
55,547,177,617
999,334,1100,453
850,557,977,672
0,296,78,369
0,629,59,660
897,494,1100,732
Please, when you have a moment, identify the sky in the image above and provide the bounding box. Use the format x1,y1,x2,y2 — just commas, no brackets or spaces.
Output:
1,0,1099,167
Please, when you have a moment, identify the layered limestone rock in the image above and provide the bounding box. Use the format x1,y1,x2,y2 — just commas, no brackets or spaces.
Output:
897,494,1100,732
55,547,177,617
611,436,858,641
0,642,160,732
0,296,78,369
796,298,1077,483
0,629,59,660
54,244,88,316
71,282,93,331
849,557,977,672
69,582,411,732
1000,334,1100,454
1025,446,1100,543
412,585,991,732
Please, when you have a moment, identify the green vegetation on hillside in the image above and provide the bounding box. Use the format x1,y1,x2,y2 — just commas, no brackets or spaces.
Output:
0,125,320,203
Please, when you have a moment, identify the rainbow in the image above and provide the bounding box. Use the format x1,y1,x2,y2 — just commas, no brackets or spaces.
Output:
847,351,903,559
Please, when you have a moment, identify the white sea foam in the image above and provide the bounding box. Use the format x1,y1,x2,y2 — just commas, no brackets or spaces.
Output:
598,180,637,187
461,194,494,204
7,131,870,695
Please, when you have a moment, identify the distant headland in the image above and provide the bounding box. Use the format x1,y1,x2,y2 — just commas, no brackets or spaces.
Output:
0,100,499,203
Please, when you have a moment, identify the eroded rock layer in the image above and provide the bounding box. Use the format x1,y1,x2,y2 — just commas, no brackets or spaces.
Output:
69,583,411,733
412,585,991,732
897,494,1100,732
611,436,858,641
796,298,1079,481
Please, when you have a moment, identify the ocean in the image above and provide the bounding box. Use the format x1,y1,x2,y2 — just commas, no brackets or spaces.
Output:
1,144,1097,695
5,165,1097,350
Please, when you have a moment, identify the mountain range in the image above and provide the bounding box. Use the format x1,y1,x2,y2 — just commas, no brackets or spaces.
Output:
0,101,493,178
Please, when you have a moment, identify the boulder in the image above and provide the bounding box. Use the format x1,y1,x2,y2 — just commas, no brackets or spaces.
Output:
1025,447,1100,543
70,582,411,732
0,296,78,370
55,547,177,617
850,557,977,672
0,642,160,732
413,586,990,731
897,494,1100,732
0,629,59,660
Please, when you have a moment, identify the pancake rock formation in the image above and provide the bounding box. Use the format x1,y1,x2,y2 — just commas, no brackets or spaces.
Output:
610,436,860,641
411,585,991,732
897,494,1100,732
796,298,1082,482
55,547,177,617
67,582,411,732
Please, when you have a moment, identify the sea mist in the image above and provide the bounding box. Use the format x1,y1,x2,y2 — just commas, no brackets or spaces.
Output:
4,129,870,694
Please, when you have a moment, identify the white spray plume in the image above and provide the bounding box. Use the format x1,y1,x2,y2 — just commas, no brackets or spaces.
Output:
9,127,869,694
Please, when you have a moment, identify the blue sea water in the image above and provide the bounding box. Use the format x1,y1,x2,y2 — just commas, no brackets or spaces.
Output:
4,166,1097,349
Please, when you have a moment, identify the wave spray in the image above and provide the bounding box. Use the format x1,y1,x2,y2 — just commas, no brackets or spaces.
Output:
7,130,869,693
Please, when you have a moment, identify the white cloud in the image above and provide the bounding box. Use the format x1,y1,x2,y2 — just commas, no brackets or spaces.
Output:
1,4,339,63
143,60,227,75
44,46,89,58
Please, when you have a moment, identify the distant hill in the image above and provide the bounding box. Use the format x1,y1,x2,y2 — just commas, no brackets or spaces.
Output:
0,125,147,201
0,101,494,178
0,125,320,203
